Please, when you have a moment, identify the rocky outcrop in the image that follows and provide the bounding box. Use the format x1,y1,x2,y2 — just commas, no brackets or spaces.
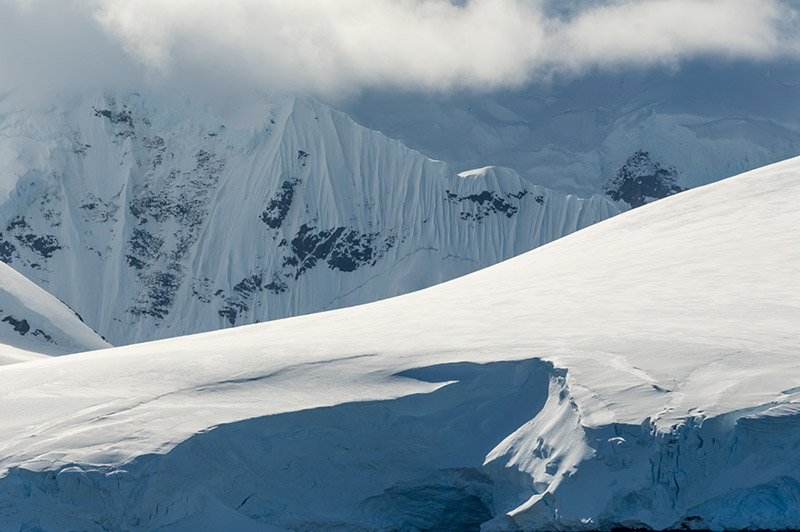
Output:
605,150,685,208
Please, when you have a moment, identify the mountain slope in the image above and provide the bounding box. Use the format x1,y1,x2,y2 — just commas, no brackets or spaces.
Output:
0,157,797,530
0,91,617,345
0,260,109,365
343,61,800,206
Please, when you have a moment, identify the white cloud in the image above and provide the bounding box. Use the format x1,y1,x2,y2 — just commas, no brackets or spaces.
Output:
2,0,799,97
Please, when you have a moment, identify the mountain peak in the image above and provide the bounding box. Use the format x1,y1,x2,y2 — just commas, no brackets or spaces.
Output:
0,90,618,345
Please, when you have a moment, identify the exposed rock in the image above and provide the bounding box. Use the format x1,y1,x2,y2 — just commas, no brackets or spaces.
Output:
446,190,522,221
261,178,299,229
605,150,685,208
287,224,394,278
1,315,30,335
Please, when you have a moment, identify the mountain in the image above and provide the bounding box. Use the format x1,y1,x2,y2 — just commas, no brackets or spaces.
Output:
0,260,109,365
342,60,800,207
0,157,797,530
0,90,617,346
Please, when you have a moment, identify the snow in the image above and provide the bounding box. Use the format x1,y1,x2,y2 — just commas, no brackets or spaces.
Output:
0,261,109,364
0,156,798,529
0,90,618,346
341,61,800,200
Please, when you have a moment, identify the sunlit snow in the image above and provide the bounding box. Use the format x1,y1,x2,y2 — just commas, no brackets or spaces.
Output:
0,157,797,529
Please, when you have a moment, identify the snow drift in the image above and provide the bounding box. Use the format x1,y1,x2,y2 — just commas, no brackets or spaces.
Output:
0,156,797,529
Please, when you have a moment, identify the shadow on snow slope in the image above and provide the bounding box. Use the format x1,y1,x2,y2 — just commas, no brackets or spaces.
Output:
5,357,800,531
1,359,556,531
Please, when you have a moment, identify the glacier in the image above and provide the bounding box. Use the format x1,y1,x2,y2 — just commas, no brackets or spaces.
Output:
0,156,797,530
0,90,618,346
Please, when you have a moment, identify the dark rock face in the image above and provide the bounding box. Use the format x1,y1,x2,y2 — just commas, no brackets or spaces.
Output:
130,270,182,320
86,102,232,323
217,305,243,327
261,178,299,229
127,229,163,267
289,224,395,277
0,241,15,263
0,217,62,265
93,108,133,128
290,224,346,275
217,272,290,326
0,309,55,342
234,273,288,297
16,234,61,259
213,222,395,326
126,147,225,320
327,230,394,272
93,104,135,140
605,150,685,208
2,315,30,335
445,190,528,222
31,328,53,343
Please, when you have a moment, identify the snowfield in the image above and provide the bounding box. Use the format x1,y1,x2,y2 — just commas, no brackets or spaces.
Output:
0,156,799,530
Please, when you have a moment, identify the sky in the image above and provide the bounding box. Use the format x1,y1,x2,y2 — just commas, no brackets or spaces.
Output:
1,0,799,99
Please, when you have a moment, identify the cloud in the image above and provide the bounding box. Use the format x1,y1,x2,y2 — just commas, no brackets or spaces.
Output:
2,0,799,98
0,1,145,95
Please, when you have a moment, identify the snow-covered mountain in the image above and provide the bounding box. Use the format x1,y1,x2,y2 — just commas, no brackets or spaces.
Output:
0,157,797,530
342,61,800,206
0,91,617,346
0,260,109,365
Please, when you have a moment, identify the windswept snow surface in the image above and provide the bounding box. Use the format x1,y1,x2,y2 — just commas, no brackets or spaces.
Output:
0,90,616,346
0,261,109,365
0,157,799,530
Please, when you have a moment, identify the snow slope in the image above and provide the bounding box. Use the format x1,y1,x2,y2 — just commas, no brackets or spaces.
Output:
0,90,617,346
342,60,800,205
0,157,798,530
0,260,109,365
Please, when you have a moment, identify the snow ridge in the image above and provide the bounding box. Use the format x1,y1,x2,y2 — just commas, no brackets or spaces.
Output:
0,260,109,364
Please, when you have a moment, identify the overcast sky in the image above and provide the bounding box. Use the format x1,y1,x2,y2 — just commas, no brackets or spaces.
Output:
1,0,799,99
